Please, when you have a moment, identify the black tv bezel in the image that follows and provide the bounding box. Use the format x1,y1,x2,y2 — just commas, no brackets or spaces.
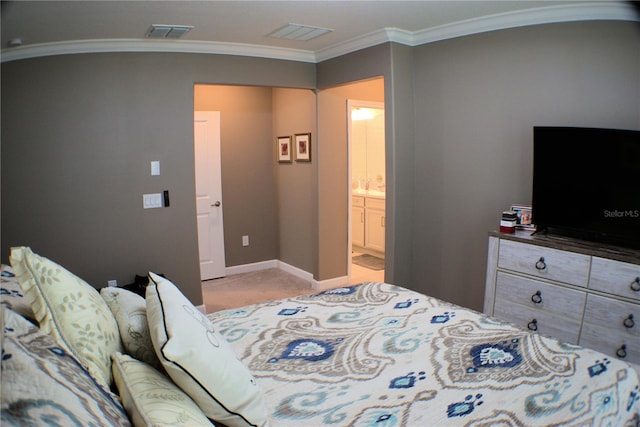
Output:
532,126,640,250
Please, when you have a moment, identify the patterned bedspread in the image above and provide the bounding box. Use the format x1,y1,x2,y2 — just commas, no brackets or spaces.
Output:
207,282,640,427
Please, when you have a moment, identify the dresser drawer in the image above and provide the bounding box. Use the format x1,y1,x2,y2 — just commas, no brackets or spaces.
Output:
589,257,640,301
498,239,590,287
352,195,365,207
493,302,581,344
584,294,639,337
495,272,586,321
579,324,640,365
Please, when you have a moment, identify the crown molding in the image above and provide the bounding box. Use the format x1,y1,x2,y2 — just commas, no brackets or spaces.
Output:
1,2,637,64
314,2,638,61
0,38,316,63
410,2,638,46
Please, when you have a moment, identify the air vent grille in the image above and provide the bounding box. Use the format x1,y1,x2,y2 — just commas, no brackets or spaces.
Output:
267,23,333,41
146,25,193,39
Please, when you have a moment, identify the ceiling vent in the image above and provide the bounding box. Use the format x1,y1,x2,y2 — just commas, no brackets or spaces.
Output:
267,23,333,41
146,25,193,39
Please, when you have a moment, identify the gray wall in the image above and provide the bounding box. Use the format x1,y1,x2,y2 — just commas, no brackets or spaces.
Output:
1,53,314,304
316,79,384,280
316,21,639,311
272,88,317,275
316,43,416,285
411,21,640,310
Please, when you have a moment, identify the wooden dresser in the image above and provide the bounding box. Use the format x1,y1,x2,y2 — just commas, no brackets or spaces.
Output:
484,230,640,371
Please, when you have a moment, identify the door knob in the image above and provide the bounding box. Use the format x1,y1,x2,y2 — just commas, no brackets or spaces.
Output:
211,201,221,207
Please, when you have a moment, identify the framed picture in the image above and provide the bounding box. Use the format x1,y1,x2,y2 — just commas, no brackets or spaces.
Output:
294,133,312,162
510,204,534,229
277,136,292,163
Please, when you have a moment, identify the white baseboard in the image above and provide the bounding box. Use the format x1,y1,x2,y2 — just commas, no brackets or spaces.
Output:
313,276,350,291
277,261,314,285
224,260,278,276
223,260,349,291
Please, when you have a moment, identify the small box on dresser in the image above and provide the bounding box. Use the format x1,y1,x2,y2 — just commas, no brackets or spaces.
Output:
485,230,640,373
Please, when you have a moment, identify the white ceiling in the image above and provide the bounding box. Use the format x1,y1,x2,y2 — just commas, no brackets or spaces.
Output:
1,1,638,63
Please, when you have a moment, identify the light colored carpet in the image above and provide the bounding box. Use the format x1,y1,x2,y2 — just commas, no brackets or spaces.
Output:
202,268,314,313
202,264,385,314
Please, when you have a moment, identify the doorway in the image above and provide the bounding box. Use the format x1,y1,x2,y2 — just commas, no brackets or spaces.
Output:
348,100,386,284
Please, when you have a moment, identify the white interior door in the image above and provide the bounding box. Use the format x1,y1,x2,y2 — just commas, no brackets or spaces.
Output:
194,111,226,280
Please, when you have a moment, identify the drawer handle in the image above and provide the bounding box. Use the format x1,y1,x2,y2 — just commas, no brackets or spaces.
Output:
535,257,547,271
631,277,640,292
616,344,627,359
623,314,635,329
531,290,542,304
527,319,538,331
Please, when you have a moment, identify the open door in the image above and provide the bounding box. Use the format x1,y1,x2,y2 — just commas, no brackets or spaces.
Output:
194,111,226,280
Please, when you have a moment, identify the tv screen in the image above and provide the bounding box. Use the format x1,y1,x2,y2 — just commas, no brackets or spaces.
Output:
532,126,640,249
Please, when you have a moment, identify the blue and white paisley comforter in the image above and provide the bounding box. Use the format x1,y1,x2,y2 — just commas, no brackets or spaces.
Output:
207,282,640,427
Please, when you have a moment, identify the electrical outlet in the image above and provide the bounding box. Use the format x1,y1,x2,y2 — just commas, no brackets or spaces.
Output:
242,235,249,247
107,280,118,288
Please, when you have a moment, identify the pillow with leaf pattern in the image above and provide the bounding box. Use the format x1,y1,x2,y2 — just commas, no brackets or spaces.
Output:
112,352,214,426
101,286,162,370
10,246,123,388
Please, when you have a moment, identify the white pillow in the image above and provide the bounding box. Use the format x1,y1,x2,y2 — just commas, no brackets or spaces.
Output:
111,352,214,427
9,246,122,388
146,272,268,427
101,287,162,370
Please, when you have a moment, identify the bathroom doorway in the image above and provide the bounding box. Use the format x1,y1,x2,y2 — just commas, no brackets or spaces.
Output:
348,100,386,284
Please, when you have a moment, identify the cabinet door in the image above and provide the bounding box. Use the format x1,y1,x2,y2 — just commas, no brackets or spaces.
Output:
365,209,385,252
352,206,365,247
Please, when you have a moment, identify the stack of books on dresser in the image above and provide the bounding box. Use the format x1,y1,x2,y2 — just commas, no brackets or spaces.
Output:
500,211,517,233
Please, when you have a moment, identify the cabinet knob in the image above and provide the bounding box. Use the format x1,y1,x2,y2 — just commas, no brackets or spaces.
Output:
631,277,640,292
615,344,627,359
535,257,547,271
527,319,538,331
623,314,635,329
531,290,542,304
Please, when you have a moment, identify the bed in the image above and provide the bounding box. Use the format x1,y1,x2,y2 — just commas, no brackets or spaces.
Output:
2,247,639,426
207,281,640,426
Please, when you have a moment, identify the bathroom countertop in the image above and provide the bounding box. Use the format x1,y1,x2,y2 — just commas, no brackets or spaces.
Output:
352,189,385,199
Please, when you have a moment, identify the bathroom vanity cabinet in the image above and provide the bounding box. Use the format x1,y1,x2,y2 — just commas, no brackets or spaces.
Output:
352,193,385,253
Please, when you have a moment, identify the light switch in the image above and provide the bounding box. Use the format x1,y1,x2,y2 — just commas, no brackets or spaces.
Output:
151,161,160,176
143,193,163,209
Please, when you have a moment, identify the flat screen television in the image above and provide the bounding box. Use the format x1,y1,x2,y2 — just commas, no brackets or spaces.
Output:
532,126,640,249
